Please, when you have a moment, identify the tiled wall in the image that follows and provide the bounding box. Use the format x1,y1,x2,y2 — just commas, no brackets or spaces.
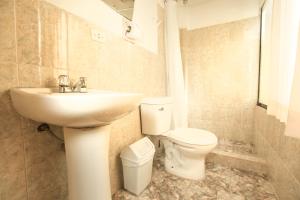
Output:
180,17,260,143
0,0,166,199
255,107,300,200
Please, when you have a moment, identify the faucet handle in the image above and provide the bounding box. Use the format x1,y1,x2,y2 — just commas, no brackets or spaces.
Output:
79,77,87,88
58,75,70,86
79,77,87,92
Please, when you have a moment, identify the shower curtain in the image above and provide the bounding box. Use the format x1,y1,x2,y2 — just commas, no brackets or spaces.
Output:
164,0,188,129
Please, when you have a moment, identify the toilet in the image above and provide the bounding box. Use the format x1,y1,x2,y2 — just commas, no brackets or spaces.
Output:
140,97,218,180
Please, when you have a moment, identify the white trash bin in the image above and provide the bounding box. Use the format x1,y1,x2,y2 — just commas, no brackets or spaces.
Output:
120,137,155,195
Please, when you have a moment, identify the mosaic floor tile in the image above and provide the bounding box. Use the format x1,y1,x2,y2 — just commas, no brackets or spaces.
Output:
113,161,277,200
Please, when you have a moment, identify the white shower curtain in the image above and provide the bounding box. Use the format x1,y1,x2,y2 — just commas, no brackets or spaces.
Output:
164,0,188,129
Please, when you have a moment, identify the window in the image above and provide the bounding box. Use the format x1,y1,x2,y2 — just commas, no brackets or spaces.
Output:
258,0,273,108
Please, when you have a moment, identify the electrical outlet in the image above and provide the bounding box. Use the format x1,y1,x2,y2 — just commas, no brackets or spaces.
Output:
91,29,106,43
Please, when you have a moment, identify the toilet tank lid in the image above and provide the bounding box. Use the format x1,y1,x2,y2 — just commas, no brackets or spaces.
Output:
141,97,173,105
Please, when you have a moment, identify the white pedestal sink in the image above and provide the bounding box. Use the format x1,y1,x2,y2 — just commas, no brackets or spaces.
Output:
10,88,142,200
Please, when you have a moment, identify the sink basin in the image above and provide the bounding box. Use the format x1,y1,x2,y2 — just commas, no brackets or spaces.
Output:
10,87,143,200
10,88,142,128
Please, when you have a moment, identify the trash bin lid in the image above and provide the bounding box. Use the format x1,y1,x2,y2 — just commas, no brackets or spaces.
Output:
120,137,155,164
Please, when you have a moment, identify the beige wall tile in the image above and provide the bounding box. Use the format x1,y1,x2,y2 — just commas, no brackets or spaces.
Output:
15,0,38,25
40,1,62,24
281,136,300,183
0,170,27,200
0,63,19,92
0,136,24,174
18,64,41,87
21,119,64,166
21,118,68,199
67,14,102,71
40,2,68,69
15,0,39,65
0,91,21,140
40,67,57,87
0,0,16,63
16,24,40,65
26,159,68,200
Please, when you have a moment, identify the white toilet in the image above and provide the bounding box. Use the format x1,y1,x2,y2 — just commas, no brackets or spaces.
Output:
140,97,218,180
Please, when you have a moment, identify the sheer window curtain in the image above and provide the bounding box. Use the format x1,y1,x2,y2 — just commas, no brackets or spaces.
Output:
285,24,300,138
265,0,300,124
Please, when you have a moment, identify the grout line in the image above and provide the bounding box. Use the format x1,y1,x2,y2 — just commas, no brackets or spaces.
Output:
20,119,29,200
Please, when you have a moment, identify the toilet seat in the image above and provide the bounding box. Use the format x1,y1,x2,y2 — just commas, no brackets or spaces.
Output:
164,128,217,148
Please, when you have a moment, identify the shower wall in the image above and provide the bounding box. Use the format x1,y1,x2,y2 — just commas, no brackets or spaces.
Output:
180,17,260,143
255,107,300,199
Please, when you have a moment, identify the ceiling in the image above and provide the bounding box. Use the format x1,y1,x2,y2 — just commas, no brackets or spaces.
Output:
102,0,134,10
101,0,134,19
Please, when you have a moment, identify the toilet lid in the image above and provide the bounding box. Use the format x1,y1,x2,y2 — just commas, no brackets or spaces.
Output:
167,128,217,146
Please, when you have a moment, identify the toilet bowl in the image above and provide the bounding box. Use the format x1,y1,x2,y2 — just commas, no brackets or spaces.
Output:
140,97,218,180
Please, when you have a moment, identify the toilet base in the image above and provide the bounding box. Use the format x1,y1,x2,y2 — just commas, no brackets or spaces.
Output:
162,138,206,180
159,134,217,180
164,156,205,180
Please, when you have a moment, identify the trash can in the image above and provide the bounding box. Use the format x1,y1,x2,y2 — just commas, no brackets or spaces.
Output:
120,137,155,195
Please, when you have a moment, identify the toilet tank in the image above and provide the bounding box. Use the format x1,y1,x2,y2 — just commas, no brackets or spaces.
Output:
140,97,172,135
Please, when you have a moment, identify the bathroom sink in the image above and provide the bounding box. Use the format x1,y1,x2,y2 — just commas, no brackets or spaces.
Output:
10,87,143,200
10,88,142,128
10,87,142,200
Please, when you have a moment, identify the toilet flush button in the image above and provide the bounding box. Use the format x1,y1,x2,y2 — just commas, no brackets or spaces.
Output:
158,107,164,111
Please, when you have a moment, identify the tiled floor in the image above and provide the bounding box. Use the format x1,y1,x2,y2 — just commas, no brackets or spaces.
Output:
113,161,278,200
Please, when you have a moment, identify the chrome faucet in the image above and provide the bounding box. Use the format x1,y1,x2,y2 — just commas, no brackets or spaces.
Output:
58,75,71,93
72,77,87,93
58,75,87,93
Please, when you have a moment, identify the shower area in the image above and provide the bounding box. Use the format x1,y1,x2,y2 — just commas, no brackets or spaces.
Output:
181,17,260,158
160,0,262,173
179,2,261,172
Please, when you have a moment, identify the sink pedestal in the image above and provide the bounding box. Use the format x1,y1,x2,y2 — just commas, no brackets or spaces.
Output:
64,126,112,200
